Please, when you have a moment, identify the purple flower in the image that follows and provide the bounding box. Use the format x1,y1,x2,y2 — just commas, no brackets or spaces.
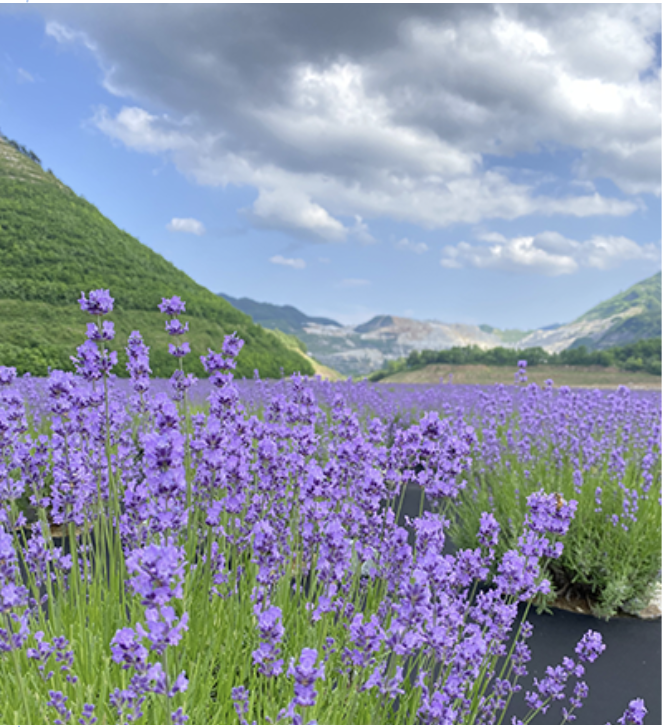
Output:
110,682,146,723
126,542,186,607
79,289,114,316
287,648,325,708
47,690,72,723
477,512,500,551
494,550,537,597
617,698,648,725
126,331,151,405
137,606,189,657
71,339,118,381
0,367,17,386
171,707,189,725
168,671,189,698
80,703,97,725
575,630,605,664
169,342,191,359
524,490,577,536
170,369,197,402
27,630,55,681
86,321,115,341
255,605,284,643
252,604,285,677
111,627,149,671
201,350,236,374
165,319,189,337
158,296,186,315
232,686,250,724
222,332,244,359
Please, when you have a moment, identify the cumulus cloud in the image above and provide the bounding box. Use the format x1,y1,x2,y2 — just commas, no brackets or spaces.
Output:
250,189,346,242
36,5,660,240
440,231,660,276
166,217,206,235
270,254,306,270
94,106,195,154
395,237,428,254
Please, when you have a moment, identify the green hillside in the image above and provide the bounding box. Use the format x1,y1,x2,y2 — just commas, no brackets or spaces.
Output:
478,324,531,343
0,135,314,378
577,272,660,322
575,272,661,349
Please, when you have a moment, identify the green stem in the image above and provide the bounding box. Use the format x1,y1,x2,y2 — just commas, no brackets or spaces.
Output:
6,616,32,723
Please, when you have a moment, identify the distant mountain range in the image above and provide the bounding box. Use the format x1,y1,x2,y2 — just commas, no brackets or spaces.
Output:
220,272,661,376
220,294,341,335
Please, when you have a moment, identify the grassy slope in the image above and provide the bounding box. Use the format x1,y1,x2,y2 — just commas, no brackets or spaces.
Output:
478,324,531,343
267,329,344,380
576,272,661,349
380,363,661,389
577,271,661,322
0,137,313,378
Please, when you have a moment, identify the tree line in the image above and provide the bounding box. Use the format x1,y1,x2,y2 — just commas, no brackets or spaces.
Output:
369,337,661,381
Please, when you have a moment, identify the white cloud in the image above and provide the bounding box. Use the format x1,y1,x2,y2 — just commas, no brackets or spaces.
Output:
441,231,659,276
270,254,306,270
395,237,428,254
94,106,194,154
166,217,206,235
576,235,660,270
350,215,377,245
251,188,346,242
95,105,639,232
40,5,659,242
339,278,371,288
17,68,34,84
45,20,96,51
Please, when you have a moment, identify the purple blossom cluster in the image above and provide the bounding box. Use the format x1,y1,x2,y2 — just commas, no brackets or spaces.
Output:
160,296,197,401
110,540,189,723
0,290,654,725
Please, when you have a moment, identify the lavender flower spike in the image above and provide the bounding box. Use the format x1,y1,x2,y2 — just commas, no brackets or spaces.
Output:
0,366,17,386
288,648,325,708
159,296,186,315
78,289,114,316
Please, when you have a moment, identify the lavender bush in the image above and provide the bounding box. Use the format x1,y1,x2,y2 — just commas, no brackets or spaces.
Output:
0,290,651,724
446,373,661,618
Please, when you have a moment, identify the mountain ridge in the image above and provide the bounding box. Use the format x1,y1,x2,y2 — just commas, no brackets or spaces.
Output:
219,294,341,335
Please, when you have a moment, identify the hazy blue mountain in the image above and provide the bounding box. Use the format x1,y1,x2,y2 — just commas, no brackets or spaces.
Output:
219,294,341,335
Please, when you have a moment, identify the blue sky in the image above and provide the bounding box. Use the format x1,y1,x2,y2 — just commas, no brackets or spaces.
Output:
1,4,660,329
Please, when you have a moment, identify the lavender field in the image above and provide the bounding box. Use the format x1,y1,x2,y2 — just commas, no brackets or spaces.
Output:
0,291,658,725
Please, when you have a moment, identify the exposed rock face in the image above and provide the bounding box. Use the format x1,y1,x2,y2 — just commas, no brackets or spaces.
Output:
299,317,506,376
515,309,642,354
